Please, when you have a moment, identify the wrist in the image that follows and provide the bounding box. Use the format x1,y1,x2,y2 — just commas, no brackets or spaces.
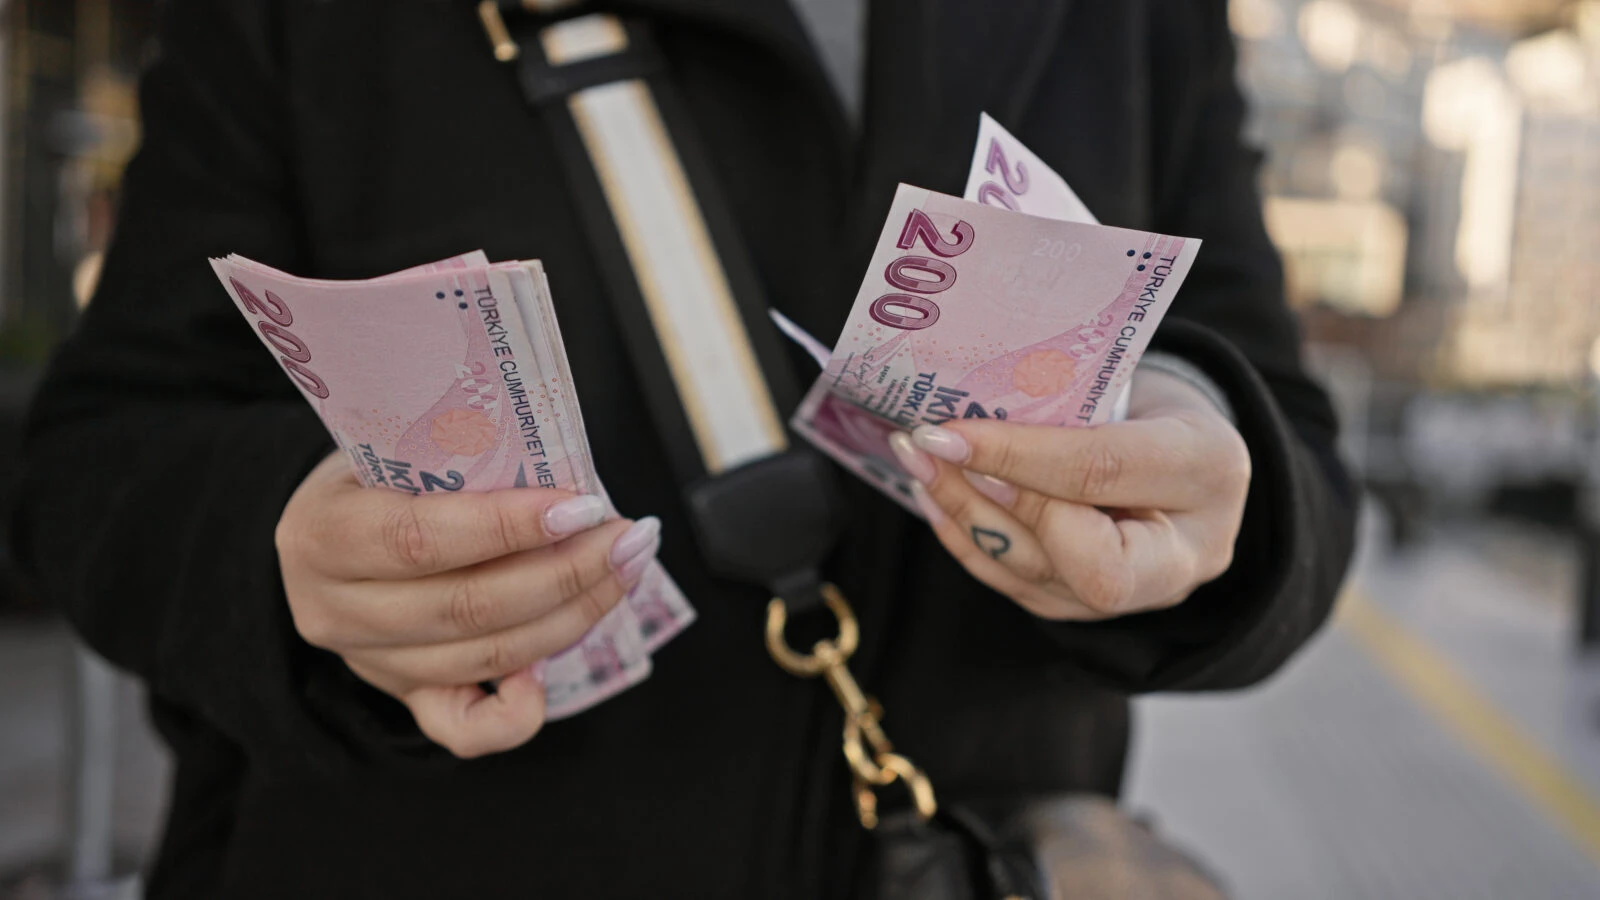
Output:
1135,351,1235,422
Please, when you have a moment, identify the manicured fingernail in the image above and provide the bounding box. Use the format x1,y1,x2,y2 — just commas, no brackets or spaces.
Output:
530,659,548,685
545,495,607,537
912,425,970,464
888,431,937,484
963,470,1018,507
615,536,659,587
610,517,662,570
909,482,948,526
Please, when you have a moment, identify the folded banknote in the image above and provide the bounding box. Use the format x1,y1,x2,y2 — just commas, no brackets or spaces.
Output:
791,115,1202,513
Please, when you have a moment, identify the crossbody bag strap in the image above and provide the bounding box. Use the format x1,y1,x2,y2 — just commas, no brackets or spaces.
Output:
482,1,844,613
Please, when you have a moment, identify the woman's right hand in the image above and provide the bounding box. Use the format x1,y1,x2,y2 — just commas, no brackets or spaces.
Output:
275,453,662,758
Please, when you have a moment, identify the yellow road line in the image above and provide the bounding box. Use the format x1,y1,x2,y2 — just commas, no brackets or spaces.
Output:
1340,591,1600,864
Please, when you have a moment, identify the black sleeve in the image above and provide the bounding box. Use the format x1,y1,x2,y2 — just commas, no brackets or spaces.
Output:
1036,0,1358,691
11,0,398,770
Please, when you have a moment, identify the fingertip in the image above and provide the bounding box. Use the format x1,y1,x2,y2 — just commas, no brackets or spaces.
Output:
911,424,971,464
495,663,548,708
542,493,608,538
962,469,1019,507
609,517,662,571
888,431,937,484
613,535,660,588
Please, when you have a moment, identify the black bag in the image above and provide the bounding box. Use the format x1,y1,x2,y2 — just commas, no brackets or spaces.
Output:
868,798,1227,900
478,5,1229,898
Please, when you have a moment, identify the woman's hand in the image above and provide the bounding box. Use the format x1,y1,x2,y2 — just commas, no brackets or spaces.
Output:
275,454,662,758
888,369,1250,621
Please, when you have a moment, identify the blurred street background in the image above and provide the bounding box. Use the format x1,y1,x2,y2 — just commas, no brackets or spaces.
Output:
2,0,1600,897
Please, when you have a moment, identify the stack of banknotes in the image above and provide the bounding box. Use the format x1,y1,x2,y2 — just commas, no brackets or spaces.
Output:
210,252,695,718
212,116,1199,716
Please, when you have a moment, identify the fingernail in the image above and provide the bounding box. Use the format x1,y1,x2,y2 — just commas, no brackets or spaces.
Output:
963,470,1018,507
909,482,948,526
912,425,970,464
610,516,662,570
545,495,607,537
530,659,548,685
614,535,660,587
888,431,937,484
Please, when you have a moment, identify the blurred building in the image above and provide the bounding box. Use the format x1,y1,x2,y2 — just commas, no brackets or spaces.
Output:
1449,21,1600,387
1233,0,1431,324
1232,0,1600,390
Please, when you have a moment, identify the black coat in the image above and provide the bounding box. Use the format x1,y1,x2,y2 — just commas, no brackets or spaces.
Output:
13,1,1356,897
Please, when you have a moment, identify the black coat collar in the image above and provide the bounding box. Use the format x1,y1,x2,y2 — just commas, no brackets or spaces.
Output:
608,0,1076,166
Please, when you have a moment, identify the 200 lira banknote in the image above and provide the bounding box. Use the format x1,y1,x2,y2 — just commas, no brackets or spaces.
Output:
792,115,1202,513
211,252,694,719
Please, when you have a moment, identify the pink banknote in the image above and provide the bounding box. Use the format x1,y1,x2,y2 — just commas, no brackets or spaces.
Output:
210,253,693,719
967,112,1097,225
792,122,1201,512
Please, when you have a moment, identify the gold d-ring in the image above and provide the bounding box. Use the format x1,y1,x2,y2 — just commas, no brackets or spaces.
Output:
764,583,858,676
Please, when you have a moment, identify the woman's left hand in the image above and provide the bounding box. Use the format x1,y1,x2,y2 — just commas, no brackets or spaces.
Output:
889,368,1251,621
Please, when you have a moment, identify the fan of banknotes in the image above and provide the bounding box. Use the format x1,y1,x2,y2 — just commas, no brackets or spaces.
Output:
211,115,1199,717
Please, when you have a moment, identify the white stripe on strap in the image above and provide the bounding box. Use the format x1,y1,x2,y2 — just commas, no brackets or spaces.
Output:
542,14,787,474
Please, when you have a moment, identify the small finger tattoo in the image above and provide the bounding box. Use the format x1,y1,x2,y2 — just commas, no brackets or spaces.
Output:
971,526,1012,560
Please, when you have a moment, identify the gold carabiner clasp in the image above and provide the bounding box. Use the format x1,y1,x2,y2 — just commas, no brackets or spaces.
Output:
765,584,937,830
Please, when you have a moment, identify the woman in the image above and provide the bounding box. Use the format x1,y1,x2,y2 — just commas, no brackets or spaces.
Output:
13,0,1355,897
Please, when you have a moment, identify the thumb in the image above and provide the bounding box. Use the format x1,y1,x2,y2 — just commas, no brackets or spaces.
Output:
405,664,547,759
